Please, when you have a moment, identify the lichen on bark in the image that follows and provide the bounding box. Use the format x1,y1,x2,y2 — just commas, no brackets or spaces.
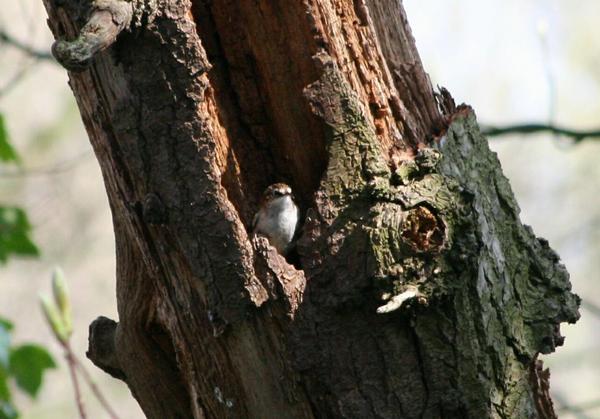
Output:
298,54,579,416
408,110,581,417
439,110,580,356
302,53,456,312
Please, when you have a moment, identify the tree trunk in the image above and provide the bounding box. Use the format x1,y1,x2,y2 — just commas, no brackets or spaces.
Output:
42,0,580,418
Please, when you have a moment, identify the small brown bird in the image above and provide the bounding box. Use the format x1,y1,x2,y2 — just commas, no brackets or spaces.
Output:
252,183,299,254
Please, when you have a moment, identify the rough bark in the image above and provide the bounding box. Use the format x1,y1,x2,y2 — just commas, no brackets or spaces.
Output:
42,0,579,418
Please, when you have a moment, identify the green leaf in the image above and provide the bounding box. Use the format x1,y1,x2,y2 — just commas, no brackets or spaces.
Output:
9,344,56,398
0,367,10,402
0,320,12,333
0,114,19,164
0,207,39,264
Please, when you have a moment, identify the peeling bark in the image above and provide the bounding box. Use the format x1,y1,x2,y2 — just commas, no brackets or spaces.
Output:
42,0,579,418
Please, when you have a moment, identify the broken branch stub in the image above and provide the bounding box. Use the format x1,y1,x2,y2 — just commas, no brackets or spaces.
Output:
52,0,134,71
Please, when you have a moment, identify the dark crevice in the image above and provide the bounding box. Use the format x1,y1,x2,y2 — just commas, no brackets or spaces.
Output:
401,205,446,254
189,0,329,220
190,0,277,225
410,325,430,418
372,334,406,417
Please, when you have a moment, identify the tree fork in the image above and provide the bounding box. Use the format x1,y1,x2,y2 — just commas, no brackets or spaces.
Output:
42,0,579,418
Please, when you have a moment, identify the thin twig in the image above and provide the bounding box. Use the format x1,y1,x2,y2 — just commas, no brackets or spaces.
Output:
72,353,121,419
0,28,53,61
65,343,87,419
0,60,36,98
482,123,600,142
0,149,93,178
581,300,600,319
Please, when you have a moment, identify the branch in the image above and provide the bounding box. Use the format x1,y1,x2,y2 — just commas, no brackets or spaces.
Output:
482,123,600,142
86,316,126,381
0,29,54,61
65,343,88,419
0,62,35,98
581,300,600,319
0,150,92,178
73,354,121,419
51,0,133,71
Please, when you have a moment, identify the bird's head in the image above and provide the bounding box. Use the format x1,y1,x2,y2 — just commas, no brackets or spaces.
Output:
262,183,293,204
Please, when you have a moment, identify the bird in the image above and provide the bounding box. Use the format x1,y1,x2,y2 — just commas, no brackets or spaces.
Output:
252,183,299,254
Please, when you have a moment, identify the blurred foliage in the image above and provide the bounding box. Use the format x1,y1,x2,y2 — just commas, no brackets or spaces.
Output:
0,319,55,419
0,115,20,164
0,113,38,264
9,345,55,398
0,114,55,419
0,207,39,264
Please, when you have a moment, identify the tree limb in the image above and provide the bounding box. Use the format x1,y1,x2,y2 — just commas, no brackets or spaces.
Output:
482,123,600,142
0,29,54,61
86,316,126,381
51,0,134,71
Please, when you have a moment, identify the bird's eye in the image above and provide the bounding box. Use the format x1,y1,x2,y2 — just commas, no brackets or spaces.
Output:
273,190,284,197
